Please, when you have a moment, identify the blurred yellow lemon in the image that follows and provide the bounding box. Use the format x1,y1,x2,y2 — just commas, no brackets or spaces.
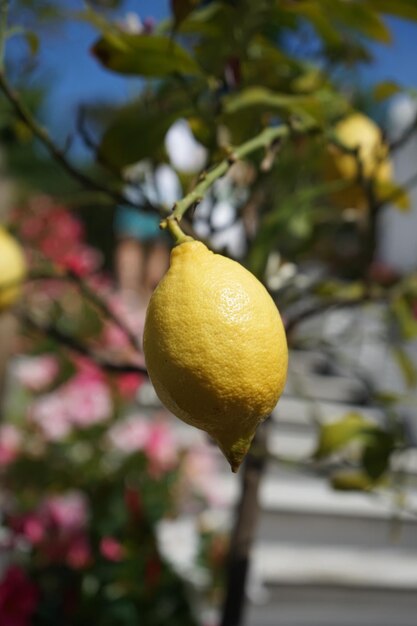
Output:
143,240,288,471
0,227,26,311
326,112,392,210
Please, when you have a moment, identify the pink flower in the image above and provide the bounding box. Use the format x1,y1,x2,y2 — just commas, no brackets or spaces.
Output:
108,415,150,454
102,296,145,352
60,246,102,277
0,566,39,626
71,357,103,381
183,444,224,506
146,421,178,477
115,372,145,399
0,425,21,467
64,375,112,427
10,492,91,570
108,415,178,475
14,355,59,392
42,492,88,532
22,515,45,545
30,393,72,441
29,367,112,439
66,534,92,569
100,537,124,562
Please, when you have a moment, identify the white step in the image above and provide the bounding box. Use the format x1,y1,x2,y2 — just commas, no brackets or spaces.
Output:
272,396,383,427
247,586,417,626
252,543,417,589
213,474,417,521
284,372,369,404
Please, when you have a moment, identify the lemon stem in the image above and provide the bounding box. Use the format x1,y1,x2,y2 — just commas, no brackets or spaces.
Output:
160,216,194,245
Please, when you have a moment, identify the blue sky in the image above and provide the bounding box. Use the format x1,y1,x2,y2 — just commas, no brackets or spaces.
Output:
366,17,417,88
8,2,417,155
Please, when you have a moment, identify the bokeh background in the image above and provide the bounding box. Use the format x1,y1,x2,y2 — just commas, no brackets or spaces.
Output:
1,2,417,625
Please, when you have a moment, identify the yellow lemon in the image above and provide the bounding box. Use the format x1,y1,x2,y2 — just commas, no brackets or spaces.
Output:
326,112,392,210
0,227,26,311
143,240,288,471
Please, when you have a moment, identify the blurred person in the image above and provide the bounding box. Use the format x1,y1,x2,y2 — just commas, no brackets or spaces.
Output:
114,161,181,308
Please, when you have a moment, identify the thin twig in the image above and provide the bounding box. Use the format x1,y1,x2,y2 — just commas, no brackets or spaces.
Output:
220,423,269,626
28,270,142,353
18,310,147,375
389,114,417,153
171,124,310,223
0,71,162,215
378,169,417,209
284,294,379,335
76,106,127,180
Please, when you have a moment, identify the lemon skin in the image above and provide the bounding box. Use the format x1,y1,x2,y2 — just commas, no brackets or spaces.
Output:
143,240,288,471
0,227,26,312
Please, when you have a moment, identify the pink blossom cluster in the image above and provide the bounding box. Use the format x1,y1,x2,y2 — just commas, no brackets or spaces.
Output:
0,425,22,468
30,361,112,440
102,294,146,353
181,443,226,507
13,195,101,276
13,355,59,392
108,412,178,476
9,491,91,570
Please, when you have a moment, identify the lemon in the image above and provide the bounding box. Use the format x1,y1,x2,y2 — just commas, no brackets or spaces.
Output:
0,227,26,311
326,112,392,210
143,240,288,471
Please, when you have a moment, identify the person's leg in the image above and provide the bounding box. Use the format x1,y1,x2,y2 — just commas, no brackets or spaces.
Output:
144,241,170,299
114,237,146,300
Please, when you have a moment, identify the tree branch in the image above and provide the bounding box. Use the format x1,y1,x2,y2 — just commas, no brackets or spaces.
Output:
378,169,417,209
284,294,378,335
18,310,147,375
0,71,162,216
28,270,142,354
161,121,318,240
389,113,417,153
220,422,269,626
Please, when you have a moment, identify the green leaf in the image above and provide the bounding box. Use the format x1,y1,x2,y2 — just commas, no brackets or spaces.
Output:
367,0,417,21
224,87,306,114
373,80,402,102
314,413,375,459
331,470,377,491
362,431,393,479
167,2,232,38
23,30,40,55
286,2,342,47
288,0,391,43
314,280,366,300
323,0,391,43
99,91,192,168
392,346,417,387
223,86,347,123
376,180,410,211
390,297,417,340
171,0,200,27
92,32,202,77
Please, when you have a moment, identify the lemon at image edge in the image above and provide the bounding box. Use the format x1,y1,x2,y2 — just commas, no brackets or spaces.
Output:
0,227,26,312
143,239,288,472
